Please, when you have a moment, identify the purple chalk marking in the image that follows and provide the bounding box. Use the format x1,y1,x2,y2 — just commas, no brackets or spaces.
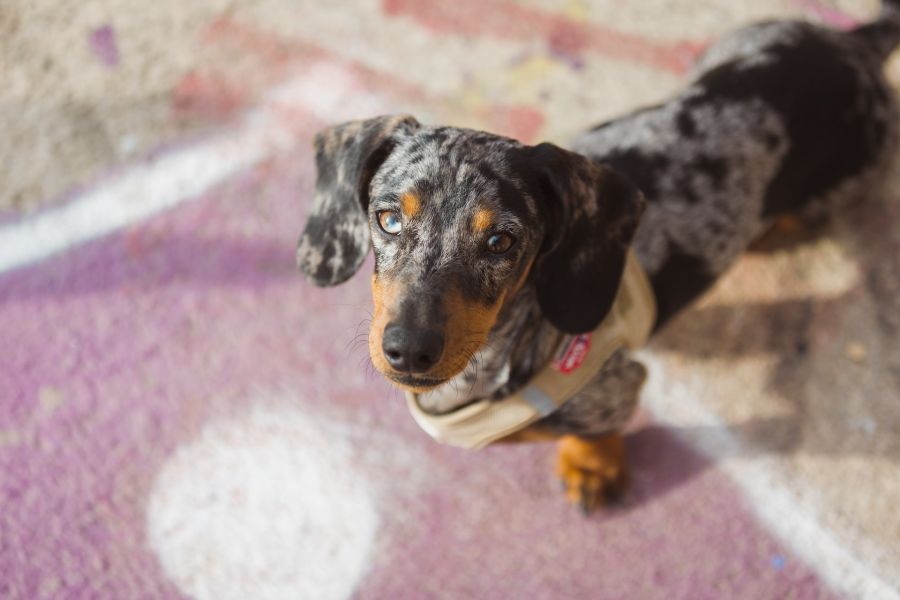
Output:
548,47,586,71
0,138,842,600
89,25,120,67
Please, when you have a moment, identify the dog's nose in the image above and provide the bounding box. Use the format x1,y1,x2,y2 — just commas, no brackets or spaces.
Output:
382,323,444,374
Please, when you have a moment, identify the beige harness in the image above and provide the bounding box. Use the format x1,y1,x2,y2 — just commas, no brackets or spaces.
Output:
406,252,657,449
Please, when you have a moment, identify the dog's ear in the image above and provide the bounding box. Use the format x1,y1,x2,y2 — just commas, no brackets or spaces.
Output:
297,114,420,286
521,142,646,333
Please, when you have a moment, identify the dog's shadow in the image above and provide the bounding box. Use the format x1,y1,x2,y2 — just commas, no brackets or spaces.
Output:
619,186,900,509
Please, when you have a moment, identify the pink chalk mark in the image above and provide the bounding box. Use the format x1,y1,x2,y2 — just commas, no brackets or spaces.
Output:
89,25,120,67
480,105,545,144
793,0,860,29
181,17,546,142
382,0,706,74
172,70,248,121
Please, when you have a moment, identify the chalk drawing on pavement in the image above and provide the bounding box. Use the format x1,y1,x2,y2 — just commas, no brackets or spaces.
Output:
147,403,378,600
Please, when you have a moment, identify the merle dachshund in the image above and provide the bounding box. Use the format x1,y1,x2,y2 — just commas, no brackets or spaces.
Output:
297,2,900,512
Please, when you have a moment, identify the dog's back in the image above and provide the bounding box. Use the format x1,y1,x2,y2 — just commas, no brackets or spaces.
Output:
573,1,900,327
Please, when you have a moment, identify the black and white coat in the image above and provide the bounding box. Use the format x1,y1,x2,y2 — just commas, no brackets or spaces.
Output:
297,4,900,438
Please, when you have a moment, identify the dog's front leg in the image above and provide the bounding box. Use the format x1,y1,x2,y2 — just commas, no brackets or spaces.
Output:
501,349,646,513
499,428,629,513
556,433,628,514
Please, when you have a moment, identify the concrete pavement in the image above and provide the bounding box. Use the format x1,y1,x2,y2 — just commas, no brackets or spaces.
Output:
1,0,898,598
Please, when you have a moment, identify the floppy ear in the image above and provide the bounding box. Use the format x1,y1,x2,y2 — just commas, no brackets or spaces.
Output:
523,142,646,333
297,114,420,286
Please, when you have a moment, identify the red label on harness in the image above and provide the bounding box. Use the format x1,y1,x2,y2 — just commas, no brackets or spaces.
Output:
553,334,592,374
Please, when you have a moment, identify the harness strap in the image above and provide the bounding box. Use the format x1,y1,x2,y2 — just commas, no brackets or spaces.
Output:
406,251,657,449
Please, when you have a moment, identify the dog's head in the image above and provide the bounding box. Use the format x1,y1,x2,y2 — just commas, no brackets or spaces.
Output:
297,115,644,391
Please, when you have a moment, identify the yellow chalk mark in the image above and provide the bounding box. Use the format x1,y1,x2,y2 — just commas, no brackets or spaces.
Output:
39,386,63,413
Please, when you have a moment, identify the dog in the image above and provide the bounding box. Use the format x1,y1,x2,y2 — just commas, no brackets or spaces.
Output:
297,1,900,512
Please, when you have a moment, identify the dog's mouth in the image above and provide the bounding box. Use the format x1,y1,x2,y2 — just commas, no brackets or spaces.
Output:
374,349,478,392
384,372,448,391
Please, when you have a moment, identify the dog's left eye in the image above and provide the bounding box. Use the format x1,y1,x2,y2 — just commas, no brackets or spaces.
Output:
486,232,515,254
377,210,402,235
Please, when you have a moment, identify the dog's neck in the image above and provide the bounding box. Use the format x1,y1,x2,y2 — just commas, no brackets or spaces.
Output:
414,284,561,415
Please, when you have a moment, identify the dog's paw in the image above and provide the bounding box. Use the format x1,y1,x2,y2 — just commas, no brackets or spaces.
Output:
556,434,628,515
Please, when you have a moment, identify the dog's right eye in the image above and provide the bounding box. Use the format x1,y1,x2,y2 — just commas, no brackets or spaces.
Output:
377,210,402,235
486,232,515,254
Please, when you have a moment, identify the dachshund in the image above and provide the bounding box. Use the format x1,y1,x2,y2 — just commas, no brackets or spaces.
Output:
297,1,899,512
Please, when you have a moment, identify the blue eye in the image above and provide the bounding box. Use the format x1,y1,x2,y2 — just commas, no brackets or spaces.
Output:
486,232,515,254
377,210,402,235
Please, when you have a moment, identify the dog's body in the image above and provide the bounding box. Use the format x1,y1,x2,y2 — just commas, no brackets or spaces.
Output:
298,3,900,511
576,18,899,327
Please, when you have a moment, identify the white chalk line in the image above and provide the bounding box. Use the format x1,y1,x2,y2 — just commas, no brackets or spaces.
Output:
639,351,899,600
0,62,390,276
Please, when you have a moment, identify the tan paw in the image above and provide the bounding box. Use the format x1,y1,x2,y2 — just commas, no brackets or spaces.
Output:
556,433,628,514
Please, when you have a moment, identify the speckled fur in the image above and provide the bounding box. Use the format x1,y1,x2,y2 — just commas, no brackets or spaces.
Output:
298,7,900,438
574,14,899,327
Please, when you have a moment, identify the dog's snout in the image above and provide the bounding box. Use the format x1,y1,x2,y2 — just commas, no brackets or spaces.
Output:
382,323,444,373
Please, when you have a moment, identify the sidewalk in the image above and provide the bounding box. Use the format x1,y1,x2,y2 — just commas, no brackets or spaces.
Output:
1,1,898,598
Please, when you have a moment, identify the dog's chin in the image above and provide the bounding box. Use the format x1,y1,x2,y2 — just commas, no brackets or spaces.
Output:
382,372,449,392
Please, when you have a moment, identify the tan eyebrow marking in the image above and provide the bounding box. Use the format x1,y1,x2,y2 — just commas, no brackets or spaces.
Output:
472,208,494,233
400,192,421,218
